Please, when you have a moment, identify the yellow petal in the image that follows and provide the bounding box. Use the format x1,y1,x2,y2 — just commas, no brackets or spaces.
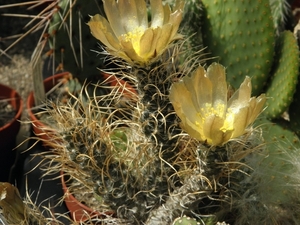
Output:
206,63,227,113
162,4,171,24
105,31,123,51
155,24,173,54
166,0,184,25
147,27,162,58
169,81,199,124
203,115,232,146
120,39,143,62
150,0,165,27
103,0,125,37
168,5,184,39
174,0,185,13
231,106,249,137
228,76,251,108
108,50,131,63
135,0,148,27
87,14,119,51
139,28,154,58
182,118,206,142
247,94,266,124
238,76,252,102
184,66,212,112
169,81,205,142
118,0,140,33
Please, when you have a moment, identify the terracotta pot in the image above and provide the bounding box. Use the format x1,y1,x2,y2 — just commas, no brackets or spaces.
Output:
27,72,71,146
101,72,137,99
60,172,113,222
0,83,23,181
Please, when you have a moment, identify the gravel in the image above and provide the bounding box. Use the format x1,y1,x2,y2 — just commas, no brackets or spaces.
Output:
0,0,44,148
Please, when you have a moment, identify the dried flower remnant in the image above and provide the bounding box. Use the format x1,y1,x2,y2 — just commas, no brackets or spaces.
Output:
0,182,25,224
169,63,266,146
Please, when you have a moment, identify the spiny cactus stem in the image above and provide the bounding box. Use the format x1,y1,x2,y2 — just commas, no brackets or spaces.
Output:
145,144,235,225
62,119,143,222
133,62,182,174
133,64,180,149
111,62,184,223
145,170,213,225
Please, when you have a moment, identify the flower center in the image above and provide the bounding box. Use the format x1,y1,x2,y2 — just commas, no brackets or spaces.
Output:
200,102,226,119
196,102,235,132
121,26,145,55
222,108,235,132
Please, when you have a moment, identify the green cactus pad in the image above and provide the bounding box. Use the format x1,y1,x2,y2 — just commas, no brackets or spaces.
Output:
263,31,300,119
172,215,200,225
290,83,300,137
288,39,300,137
201,0,275,95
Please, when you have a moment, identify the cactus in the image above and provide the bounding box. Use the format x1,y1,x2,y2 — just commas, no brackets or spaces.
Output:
289,83,300,136
263,30,300,119
269,0,293,33
288,34,300,136
172,216,229,225
2,0,300,225
40,86,140,223
199,0,300,119
40,62,186,223
46,0,106,80
180,0,204,51
200,0,275,95
226,117,300,224
36,2,187,222
172,215,200,225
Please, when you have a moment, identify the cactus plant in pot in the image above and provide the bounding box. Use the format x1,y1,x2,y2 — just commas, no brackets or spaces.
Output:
26,0,267,223
26,72,72,146
17,0,104,145
15,0,137,146
2,0,300,224
26,70,134,147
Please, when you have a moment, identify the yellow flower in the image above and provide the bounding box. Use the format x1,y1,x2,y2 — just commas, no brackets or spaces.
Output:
87,0,184,64
169,63,266,146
